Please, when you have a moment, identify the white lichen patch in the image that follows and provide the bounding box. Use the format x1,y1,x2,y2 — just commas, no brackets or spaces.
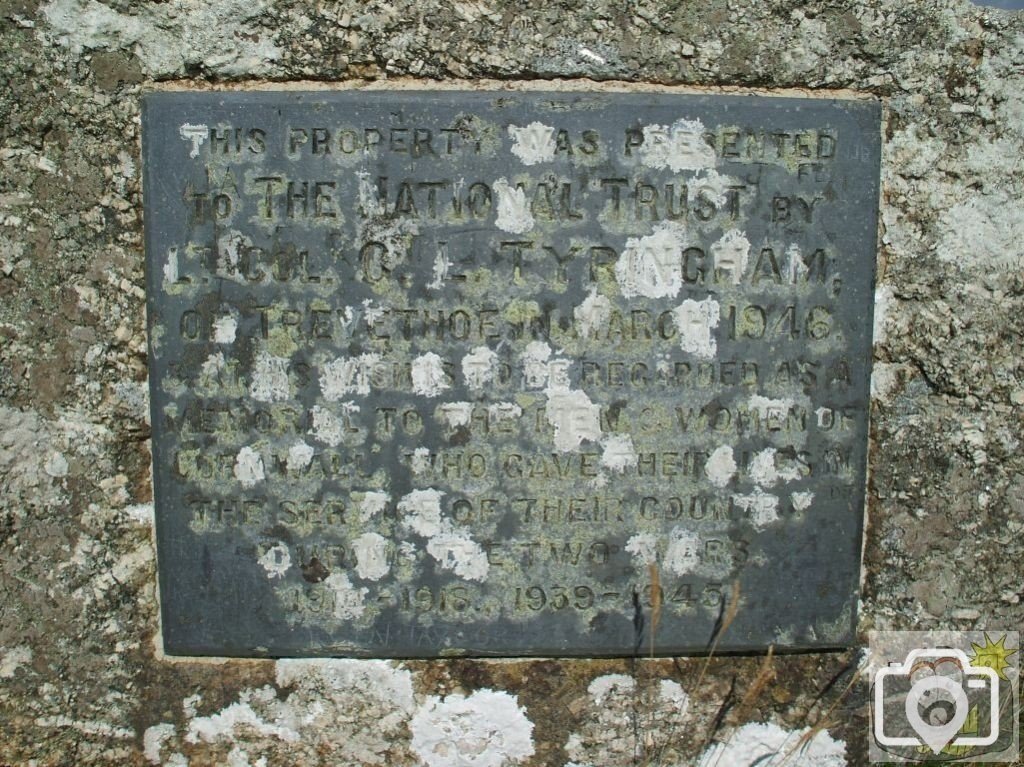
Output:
361,300,387,328
672,296,720,359
0,645,32,679
186,687,300,745
425,531,490,581
748,394,796,422
182,695,201,719
873,284,895,346
309,404,344,447
2,410,80,520
33,716,134,740
42,0,283,77
574,288,612,338
212,314,238,344
357,171,386,217
462,346,499,390
639,118,716,171
358,491,390,522
936,191,1024,272
567,675,691,766
664,527,701,576
274,658,415,710
336,306,355,333
493,177,535,234
142,722,175,765
588,673,636,703
733,489,780,529
411,352,450,397
625,533,660,566
659,680,690,716
352,532,390,581
124,502,154,526
410,446,432,475
521,341,552,389
748,447,802,488
361,214,419,279
397,489,494,582
710,229,751,284
226,746,263,767
655,353,673,376
398,489,445,538
438,401,474,429
704,445,737,488
545,388,601,452
249,351,291,402
399,542,417,561
600,434,638,472
201,352,225,378
410,689,535,767
286,440,314,474
488,402,523,425
870,362,901,401
791,491,815,512
233,446,264,488
427,246,452,290
615,222,687,299
161,661,417,764
257,542,291,579
696,721,847,767
320,353,381,399
508,122,556,165
324,573,368,619
177,124,207,158
44,452,68,478
162,247,179,285
550,359,575,391
691,168,738,207
814,407,835,428
787,243,820,286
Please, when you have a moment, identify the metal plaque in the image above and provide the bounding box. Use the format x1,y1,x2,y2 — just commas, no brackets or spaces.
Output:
142,90,880,657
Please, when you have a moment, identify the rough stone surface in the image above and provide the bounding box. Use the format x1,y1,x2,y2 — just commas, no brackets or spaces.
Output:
0,0,1022,764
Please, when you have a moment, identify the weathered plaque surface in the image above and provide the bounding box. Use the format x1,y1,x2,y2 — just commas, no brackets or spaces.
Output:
142,90,880,657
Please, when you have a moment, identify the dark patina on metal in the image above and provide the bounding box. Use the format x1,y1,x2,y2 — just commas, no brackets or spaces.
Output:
142,90,880,657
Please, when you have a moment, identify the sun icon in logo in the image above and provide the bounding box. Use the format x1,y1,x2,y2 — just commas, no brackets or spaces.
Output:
968,633,1018,680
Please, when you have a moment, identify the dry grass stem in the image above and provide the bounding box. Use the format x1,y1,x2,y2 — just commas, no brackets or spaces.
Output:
695,580,742,692
648,563,662,658
731,644,776,723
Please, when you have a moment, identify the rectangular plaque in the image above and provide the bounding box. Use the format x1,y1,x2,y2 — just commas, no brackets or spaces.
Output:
142,89,880,657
